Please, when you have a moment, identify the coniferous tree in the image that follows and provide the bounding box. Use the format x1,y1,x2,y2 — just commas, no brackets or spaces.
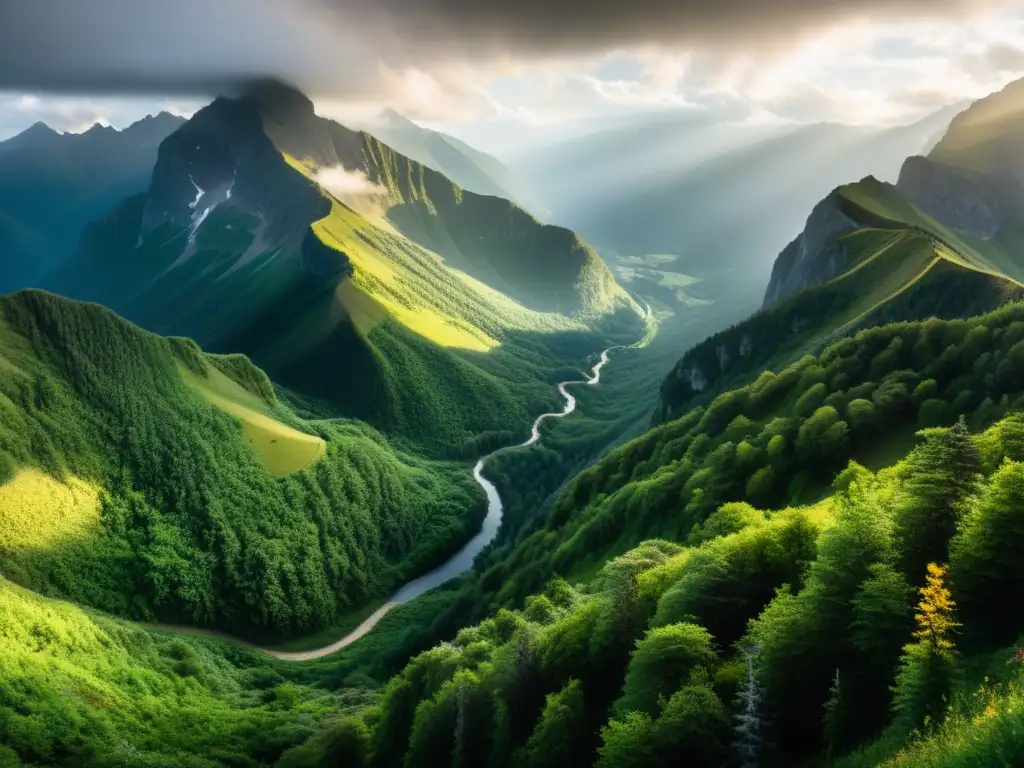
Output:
822,669,842,761
949,458,1024,643
895,417,980,581
517,680,588,768
734,644,763,768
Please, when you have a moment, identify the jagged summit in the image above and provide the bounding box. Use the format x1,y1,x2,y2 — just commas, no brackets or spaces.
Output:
0,120,61,152
82,122,115,136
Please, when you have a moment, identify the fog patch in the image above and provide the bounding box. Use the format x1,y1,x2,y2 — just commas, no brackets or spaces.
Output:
313,164,390,216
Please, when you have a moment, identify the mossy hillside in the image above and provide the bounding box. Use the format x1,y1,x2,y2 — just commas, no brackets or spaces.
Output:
0,289,482,638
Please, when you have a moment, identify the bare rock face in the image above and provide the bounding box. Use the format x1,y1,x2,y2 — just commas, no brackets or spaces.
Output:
139,93,329,264
678,363,707,393
762,189,858,307
896,156,1001,239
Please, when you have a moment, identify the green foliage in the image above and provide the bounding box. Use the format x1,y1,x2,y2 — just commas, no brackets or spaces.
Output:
262,411,1024,768
950,458,1024,646
0,575,340,767
598,679,730,768
481,301,1024,614
748,478,897,754
796,405,850,460
795,382,829,417
689,501,765,545
0,290,481,638
894,418,981,582
615,623,715,717
847,397,878,430
919,398,954,428
517,679,589,768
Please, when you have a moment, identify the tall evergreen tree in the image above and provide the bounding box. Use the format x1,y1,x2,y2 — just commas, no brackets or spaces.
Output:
734,644,763,768
894,417,980,581
950,458,1024,643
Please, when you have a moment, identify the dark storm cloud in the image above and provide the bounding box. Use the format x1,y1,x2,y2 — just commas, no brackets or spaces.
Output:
0,0,378,96
357,0,1002,57
0,0,1007,97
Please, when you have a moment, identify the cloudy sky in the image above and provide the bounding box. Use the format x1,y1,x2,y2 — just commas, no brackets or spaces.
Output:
1,0,1023,154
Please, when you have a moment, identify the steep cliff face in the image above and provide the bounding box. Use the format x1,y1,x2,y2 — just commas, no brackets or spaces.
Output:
761,190,858,307
896,155,1002,239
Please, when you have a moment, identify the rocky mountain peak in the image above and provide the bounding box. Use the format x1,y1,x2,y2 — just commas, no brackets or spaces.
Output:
139,92,327,257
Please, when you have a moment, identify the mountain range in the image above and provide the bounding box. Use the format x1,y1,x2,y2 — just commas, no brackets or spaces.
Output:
0,111,185,291
38,81,640,451
7,66,1024,768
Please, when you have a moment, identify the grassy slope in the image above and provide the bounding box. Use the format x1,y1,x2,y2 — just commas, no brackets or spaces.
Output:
265,101,632,318
658,178,1023,422
0,573,348,768
0,289,482,638
178,362,325,477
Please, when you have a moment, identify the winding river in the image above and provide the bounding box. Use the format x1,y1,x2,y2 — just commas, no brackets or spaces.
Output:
262,346,619,660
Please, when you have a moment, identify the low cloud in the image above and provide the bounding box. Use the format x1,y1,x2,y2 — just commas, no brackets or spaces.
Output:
312,164,389,216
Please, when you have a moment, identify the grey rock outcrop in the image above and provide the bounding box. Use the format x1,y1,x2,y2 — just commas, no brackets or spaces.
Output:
762,189,858,307
896,155,1001,239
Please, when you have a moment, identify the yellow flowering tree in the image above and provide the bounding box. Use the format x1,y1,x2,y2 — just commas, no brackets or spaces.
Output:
891,563,960,733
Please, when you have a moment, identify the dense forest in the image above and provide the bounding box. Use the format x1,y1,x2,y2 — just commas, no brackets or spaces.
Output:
11,279,1024,767
0,289,484,639
468,299,1024,613
280,410,1024,767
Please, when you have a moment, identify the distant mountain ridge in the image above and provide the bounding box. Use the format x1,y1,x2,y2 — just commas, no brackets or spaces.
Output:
765,78,1024,308
0,111,185,291
365,108,546,216
512,104,963,299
